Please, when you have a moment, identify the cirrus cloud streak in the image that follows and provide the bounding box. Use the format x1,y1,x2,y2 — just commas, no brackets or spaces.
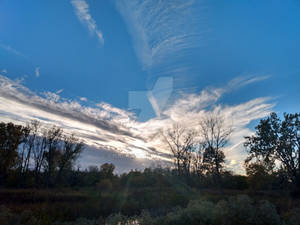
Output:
0,75,274,173
71,0,104,44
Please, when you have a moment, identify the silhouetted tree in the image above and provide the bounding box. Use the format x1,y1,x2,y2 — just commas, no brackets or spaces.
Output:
191,150,205,177
199,115,232,187
100,163,115,179
0,120,85,187
43,126,63,186
56,134,84,183
32,132,48,185
0,122,26,184
20,121,40,176
162,124,196,176
245,112,300,190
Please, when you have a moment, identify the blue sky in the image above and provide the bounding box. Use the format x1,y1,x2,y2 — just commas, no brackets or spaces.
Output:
0,0,300,173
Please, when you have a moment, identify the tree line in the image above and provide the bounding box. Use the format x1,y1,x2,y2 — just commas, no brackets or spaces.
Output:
162,115,232,189
0,121,84,187
0,112,300,193
163,112,300,193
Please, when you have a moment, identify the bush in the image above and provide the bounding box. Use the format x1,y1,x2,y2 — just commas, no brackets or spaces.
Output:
220,195,256,225
137,211,157,225
97,179,113,192
105,213,139,225
255,200,281,225
163,200,216,225
102,195,286,225
0,206,14,225
215,195,281,225
284,208,300,225
56,217,99,225
0,206,40,225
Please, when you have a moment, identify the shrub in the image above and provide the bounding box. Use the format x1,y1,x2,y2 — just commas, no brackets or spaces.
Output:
255,200,281,225
0,206,14,225
105,213,128,225
137,211,157,225
0,206,41,225
216,195,282,225
164,200,217,225
57,217,99,225
284,208,300,225
224,195,257,225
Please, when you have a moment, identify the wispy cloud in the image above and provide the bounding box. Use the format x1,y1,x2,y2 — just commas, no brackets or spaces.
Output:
56,89,64,94
116,0,206,71
80,97,87,102
116,0,209,110
35,67,40,78
0,75,274,172
0,43,28,59
43,91,60,102
228,75,271,89
71,0,104,44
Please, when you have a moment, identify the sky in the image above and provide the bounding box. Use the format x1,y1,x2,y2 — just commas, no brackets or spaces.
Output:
0,0,300,173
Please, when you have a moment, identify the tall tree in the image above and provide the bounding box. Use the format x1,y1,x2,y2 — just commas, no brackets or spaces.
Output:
56,134,84,182
244,112,300,189
32,130,48,184
43,126,63,186
191,150,205,176
0,122,26,183
162,124,196,176
20,120,40,175
199,115,232,186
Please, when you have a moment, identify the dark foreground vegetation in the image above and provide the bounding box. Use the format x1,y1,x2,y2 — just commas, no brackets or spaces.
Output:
0,112,300,224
